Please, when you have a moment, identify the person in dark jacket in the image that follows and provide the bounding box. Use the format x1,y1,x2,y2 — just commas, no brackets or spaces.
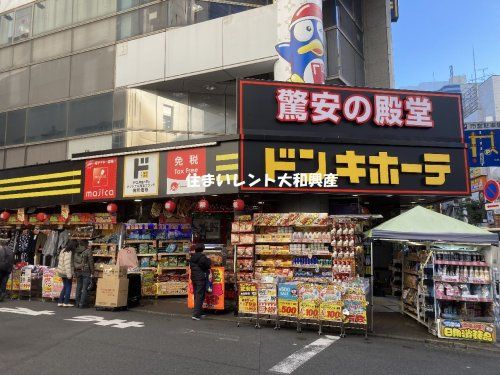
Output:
73,241,95,308
0,245,14,302
189,244,211,320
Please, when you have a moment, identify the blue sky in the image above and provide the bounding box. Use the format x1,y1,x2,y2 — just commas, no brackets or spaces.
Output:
392,0,500,88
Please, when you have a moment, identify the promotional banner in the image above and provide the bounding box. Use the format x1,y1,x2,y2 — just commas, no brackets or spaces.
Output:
277,282,299,317
238,282,258,314
123,153,159,197
83,157,118,200
298,283,320,320
464,122,500,167
258,283,278,315
166,148,206,195
437,319,496,343
188,267,225,310
319,284,343,322
275,0,325,84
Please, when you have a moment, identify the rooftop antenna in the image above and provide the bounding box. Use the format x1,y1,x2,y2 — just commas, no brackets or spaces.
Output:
472,47,478,83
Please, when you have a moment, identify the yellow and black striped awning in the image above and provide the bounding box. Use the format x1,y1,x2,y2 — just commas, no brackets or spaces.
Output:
0,170,82,201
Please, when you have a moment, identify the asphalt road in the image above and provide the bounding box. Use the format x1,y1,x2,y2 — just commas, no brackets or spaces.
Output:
0,300,499,375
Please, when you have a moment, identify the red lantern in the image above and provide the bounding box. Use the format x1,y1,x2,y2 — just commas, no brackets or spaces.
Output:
107,203,118,214
197,198,209,212
0,211,10,221
36,212,48,222
164,200,176,213
233,199,245,211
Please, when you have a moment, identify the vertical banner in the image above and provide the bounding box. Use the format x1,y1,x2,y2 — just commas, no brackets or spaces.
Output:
275,0,326,84
257,283,278,315
238,282,258,314
277,282,299,317
123,153,159,197
166,148,206,195
83,157,118,200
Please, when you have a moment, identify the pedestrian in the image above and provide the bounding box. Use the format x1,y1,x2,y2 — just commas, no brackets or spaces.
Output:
56,239,76,307
189,243,211,320
73,241,94,308
0,245,14,302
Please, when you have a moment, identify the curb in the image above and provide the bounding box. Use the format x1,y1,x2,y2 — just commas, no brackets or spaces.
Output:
370,333,500,354
135,306,500,354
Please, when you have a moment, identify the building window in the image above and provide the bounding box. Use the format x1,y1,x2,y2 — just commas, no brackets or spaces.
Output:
26,102,68,143
73,0,116,23
68,93,113,136
0,112,6,147
162,104,174,131
33,0,73,35
6,109,26,146
13,6,32,42
0,12,15,46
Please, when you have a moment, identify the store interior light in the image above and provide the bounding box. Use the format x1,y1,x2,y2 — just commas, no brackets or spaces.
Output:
204,85,216,91
134,199,142,202
353,194,359,197
211,194,218,197
258,201,265,205
386,195,393,197
410,201,417,204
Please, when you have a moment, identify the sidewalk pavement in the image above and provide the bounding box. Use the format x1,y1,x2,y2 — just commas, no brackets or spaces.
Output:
134,297,500,353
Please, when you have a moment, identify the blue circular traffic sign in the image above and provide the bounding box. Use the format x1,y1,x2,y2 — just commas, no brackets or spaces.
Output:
484,180,500,202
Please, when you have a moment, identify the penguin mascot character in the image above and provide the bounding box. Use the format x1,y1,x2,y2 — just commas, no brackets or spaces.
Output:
276,2,326,84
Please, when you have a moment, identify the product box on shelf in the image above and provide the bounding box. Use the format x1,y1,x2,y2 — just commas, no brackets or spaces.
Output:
95,278,129,308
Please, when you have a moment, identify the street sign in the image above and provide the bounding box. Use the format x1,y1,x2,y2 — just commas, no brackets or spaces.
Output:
483,179,500,202
485,202,500,211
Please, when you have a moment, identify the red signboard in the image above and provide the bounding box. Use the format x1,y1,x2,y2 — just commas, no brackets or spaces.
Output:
166,148,206,195
83,157,118,201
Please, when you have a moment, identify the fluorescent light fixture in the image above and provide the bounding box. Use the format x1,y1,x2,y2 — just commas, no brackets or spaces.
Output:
410,201,417,204
134,199,142,202
353,194,359,197
71,141,218,161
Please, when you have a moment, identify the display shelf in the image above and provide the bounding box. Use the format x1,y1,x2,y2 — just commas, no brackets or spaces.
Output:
90,243,117,247
158,267,187,271
92,254,114,258
436,296,493,302
434,277,491,284
290,253,331,256
235,256,254,259
434,260,488,266
125,240,157,244
291,265,332,269
137,254,157,257
158,240,191,243
157,253,188,257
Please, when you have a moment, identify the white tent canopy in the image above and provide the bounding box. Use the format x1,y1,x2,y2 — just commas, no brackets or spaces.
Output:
365,206,498,244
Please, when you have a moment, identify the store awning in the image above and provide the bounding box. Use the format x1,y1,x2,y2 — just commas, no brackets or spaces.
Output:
365,206,498,244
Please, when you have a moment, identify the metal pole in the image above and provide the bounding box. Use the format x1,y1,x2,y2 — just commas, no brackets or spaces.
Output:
370,241,374,333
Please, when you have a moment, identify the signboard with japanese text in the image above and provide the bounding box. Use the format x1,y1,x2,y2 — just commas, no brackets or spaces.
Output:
83,157,118,201
437,319,496,343
257,283,277,315
238,79,465,144
277,282,299,317
238,282,258,314
240,140,469,195
166,148,206,195
464,122,500,167
123,153,159,197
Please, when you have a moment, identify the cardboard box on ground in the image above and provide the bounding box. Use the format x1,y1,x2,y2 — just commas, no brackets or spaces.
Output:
96,266,129,308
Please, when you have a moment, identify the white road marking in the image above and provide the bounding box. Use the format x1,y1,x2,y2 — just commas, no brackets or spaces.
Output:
65,315,145,329
183,328,240,342
0,307,55,316
269,335,340,374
